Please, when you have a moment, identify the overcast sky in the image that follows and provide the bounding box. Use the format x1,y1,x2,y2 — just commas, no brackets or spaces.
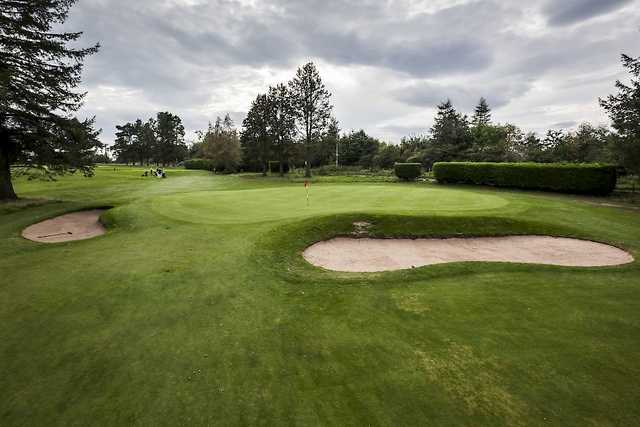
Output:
63,0,640,145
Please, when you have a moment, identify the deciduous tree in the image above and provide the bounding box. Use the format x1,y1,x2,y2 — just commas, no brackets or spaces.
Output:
266,84,296,176
201,114,241,172
241,94,271,174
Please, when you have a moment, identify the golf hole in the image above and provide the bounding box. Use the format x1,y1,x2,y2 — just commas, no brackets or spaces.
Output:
303,235,634,272
22,209,108,243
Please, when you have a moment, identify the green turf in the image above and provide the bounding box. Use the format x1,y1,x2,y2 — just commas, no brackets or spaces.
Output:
1,166,639,426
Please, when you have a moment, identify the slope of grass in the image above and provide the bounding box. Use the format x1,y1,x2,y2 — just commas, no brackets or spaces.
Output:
1,165,639,426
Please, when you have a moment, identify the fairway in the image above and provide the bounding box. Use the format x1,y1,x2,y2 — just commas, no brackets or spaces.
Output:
2,167,640,426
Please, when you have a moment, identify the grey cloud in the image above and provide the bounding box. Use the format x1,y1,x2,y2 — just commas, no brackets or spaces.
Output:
376,124,428,138
543,0,633,26
393,79,532,111
549,121,578,129
60,0,640,143
70,0,497,84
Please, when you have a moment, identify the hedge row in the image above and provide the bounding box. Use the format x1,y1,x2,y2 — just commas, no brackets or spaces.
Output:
183,158,214,170
432,162,617,195
394,163,422,181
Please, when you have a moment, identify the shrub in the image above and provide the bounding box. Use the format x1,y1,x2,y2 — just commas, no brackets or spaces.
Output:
183,158,214,171
394,163,422,181
432,162,617,195
268,161,290,174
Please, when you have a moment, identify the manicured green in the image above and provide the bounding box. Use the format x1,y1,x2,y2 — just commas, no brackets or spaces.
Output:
433,162,618,195
1,166,639,426
394,162,422,181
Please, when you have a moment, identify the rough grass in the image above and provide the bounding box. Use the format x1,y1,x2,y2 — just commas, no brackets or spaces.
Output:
1,165,639,426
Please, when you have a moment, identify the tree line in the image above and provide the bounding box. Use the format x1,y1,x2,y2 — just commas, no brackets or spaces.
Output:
1,0,638,201
240,63,333,177
184,55,640,178
111,112,187,166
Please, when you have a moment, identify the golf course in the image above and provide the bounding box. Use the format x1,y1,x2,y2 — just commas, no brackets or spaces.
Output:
1,166,639,426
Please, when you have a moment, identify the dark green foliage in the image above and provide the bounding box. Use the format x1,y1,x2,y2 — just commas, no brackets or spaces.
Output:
312,117,340,167
472,97,491,127
112,113,186,166
113,119,155,165
1,0,100,199
267,84,297,176
433,162,617,195
268,161,290,174
468,123,520,162
183,158,214,171
12,117,102,182
199,115,241,173
155,112,187,165
600,54,640,175
373,143,402,169
340,130,381,167
429,99,471,162
289,62,333,177
394,162,422,181
234,63,632,177
241,94,271,174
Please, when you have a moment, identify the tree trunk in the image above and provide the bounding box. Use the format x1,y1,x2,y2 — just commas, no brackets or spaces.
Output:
0,141,18,201
305,136,312,178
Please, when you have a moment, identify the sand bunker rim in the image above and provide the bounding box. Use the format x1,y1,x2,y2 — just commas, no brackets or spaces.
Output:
22,208,111,243
303,235,634,272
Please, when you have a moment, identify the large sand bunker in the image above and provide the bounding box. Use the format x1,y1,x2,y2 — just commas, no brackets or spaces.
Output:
303,236,634,272
22,209,107,243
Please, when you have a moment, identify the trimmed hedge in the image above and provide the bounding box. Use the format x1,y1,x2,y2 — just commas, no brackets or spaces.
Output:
394,163,422,181
432,162,617,195
183,158,214,171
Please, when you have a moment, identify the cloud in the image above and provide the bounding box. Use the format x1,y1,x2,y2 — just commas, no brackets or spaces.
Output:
543,0,633,26
60,0,640,143
393,79,533,111
549,121,578,129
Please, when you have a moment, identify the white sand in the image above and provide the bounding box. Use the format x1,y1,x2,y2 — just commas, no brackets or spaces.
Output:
22,209,107,243
303,236,634,272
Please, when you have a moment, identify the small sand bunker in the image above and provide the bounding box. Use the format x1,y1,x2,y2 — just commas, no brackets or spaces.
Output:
303,236,634,272
22,209,107,243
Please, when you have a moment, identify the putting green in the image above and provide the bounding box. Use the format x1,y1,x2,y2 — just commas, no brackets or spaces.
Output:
151,184,509,224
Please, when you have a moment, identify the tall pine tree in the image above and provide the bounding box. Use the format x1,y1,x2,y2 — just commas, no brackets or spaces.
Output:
289,62,333,177
1,0,100,199
600,54,640,175
430,99,471,161
472,97,492,127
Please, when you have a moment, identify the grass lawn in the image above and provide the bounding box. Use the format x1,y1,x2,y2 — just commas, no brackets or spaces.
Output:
1,166,639,426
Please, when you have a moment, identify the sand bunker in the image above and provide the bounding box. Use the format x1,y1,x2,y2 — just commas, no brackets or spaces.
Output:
303,236,634,272
22,209,107,243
